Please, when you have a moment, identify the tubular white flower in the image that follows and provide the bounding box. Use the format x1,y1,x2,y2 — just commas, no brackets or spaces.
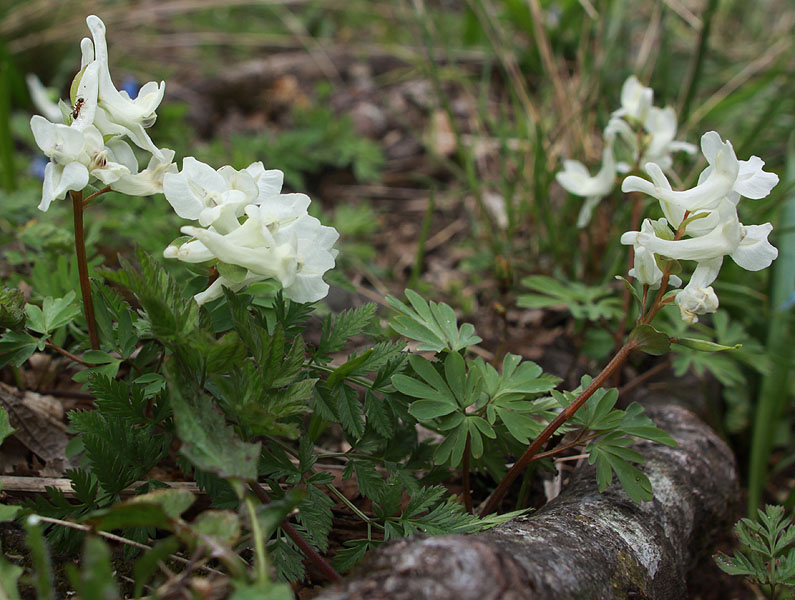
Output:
163,157,249,233
111,147,177,196
555,135,616,228
165,200,339,305
622,132,778,219
641,107,696,169
26,74,63,123
622,198,742,262
30,115,132,210
245,161,285,200
612,75,653,123
730,223,778,271
83,16,165,158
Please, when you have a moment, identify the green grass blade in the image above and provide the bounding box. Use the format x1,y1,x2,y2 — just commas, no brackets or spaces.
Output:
747,132,795,515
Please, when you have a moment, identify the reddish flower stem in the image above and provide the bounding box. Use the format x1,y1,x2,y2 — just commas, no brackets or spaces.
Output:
478,340,638,517
70,190,100,350
248,481,341,583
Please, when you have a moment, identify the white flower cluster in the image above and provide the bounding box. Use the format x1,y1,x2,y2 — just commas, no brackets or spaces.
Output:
556,76,696,227
162,158,339,305
28,15,176,211
620,131,779,323
29,15,339,305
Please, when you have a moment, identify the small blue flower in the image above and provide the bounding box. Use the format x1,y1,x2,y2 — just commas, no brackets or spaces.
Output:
29,155,48,180
121,76,140,99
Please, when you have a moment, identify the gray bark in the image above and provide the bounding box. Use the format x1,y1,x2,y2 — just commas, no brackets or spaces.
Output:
316,403,738,600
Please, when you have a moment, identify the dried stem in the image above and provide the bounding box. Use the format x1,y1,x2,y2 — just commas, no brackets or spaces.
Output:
70,190,100,350
31,515,225,576
248,481,341,583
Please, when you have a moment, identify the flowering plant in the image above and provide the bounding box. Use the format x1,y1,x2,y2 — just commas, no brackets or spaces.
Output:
28,15,339,319
556,75,696,227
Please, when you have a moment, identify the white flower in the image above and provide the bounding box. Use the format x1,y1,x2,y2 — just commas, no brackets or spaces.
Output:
674,258,722,323
625,220,682,289
26,74,63,123
80,16,166,158
676,285,720,324
245,161,285,200
165,200,339,305
30,115,131,210
641,107,697,169
555,133,616,227
163,157,250,233
612,75,654,123
621,198,742,263
111,147,178,196
622,132,779,221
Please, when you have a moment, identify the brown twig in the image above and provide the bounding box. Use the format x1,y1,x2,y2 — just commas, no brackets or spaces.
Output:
478,340,638,516
248,481,341,583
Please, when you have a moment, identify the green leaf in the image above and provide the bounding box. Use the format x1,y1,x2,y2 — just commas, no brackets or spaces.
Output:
169,381,260,482
342,460,383,500
587,434,652,503
628,324,671,356
25,291,81,335
387,290,481,352
192,510,241,546
332,539,375,573
326,349,374,387
433,422,469,466
673,337,742,352
334,384,365,439
217,261,249,283
0,330,40,368
0,406,15,445
68,536,120,600
0,287,25,330
317,304,378,356
519,276,622,322
133,537,179,597
364,390,395,437
104,249,199,344
0,553,23,600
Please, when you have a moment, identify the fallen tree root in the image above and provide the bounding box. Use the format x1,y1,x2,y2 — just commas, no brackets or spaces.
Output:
316,403,738,600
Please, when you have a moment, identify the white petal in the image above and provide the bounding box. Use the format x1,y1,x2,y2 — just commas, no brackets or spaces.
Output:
734,156,779,199
700,131,724,165
284,274,329,303
26,75,63,123
40,161,89,211
730,223,778,271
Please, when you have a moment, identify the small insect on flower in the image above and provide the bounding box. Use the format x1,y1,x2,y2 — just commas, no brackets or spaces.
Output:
72,97,85,120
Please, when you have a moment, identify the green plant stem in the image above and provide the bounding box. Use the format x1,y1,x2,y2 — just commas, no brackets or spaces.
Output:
409,191,435,289
747,133,795,515
70,190,100,350
478,340,638,516
679,0,720,125
245,496,269,584
44,340,97,367
247,481,341,583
